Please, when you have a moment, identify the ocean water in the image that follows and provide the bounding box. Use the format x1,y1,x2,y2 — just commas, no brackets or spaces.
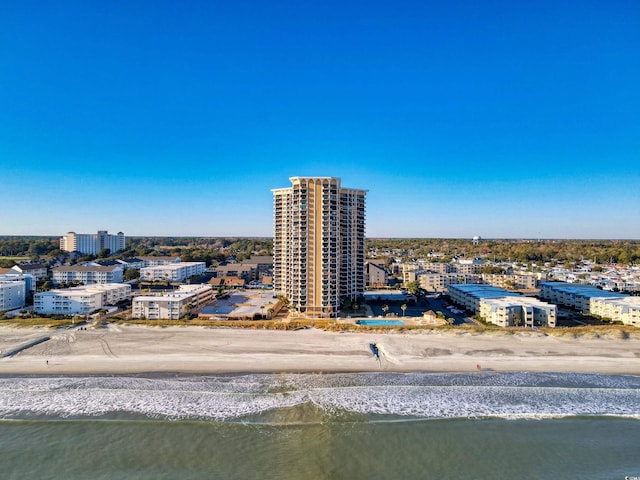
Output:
0,372,639,479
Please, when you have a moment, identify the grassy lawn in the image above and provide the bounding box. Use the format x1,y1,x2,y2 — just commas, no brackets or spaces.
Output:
0,256,30,262
1,317,79,328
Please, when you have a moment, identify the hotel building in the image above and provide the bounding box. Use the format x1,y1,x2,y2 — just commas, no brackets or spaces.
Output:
60,231,126,255
273,176,366,317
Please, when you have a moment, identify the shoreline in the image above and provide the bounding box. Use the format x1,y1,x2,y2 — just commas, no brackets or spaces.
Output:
1,324,639,376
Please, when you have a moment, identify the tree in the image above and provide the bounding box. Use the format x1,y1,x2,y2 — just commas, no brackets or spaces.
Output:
342,298,352,311
124,269,140,281
98,248,111,258
406,280,421,296
482,266,506,275
401,304,407,316
382,304,389,316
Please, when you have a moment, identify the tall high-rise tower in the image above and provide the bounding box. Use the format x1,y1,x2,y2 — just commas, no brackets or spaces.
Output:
273,176,367,317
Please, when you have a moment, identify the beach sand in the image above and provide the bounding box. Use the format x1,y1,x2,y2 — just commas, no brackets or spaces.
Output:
1,324,639,375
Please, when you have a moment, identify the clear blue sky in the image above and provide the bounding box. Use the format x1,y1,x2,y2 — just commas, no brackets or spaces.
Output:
1,0,639,239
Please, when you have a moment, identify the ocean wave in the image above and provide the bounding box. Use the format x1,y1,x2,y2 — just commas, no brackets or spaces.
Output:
0,373,639,421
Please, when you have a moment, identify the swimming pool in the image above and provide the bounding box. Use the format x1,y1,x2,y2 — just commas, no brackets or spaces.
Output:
356,320,405,326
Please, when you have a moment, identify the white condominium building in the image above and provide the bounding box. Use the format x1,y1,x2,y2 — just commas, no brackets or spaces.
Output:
34,284,131,315
273,176,366,318
448,284,556,328
0,281,26,312
589,296,640,326
0,273,36,293
132,284,214,320
418,273,482,292
140,262,206,282
9,263,48,281
539,282,626,313
136,256,181,267
482,273,538,290
448,284,521,312
479,296,557,328
52,265,124,285
60,230,126,255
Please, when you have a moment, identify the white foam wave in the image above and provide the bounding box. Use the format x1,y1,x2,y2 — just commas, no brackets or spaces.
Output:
0,373,638,421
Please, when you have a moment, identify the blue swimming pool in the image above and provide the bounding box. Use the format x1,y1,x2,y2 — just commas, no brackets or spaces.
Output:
356,320,405,326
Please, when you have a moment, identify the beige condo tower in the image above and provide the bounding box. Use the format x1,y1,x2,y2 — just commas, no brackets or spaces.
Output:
273,176,367,318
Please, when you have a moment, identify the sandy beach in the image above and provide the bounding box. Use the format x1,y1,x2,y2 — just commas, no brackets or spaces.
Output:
1,324,639,375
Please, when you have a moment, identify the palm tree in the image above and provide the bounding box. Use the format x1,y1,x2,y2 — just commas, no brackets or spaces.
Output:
401,304,407,317
382,304,389,316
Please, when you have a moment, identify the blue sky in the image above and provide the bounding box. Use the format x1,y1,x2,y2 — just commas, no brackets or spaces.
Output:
1,0,639,239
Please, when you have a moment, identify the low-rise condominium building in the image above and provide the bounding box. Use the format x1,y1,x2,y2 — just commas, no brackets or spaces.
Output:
418,273,483,292
539,282,626,313
34,284,131,315
52,265,124,286
589,296,640,327
448,284,556,328
479,296,557,328
140,262,206,282
365,261,389,287
0,281,27,312
132,284,214,320
136,256,181,267
9,263,48,281
0,273,36,293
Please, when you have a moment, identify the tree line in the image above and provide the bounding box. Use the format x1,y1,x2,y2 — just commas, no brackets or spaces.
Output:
2,236,639,268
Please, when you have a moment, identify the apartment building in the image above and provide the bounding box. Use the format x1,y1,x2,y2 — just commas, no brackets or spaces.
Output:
421,262,455,274
365,261,388,287
34,283,131,315
136,256,181,267
449,284,556,328
402,263,422,284
52,265,124,285
452,259,483,275
60,231,125,255
539,282,626,313
482,273,538,290
448,284,521,312
418,273,482,292
589,296,640,326
10,263,48,281
0,281,26,312
215,263,259,282
140,262,206,282
0,273,36,293
273,176,366,317
479,296,557,328
132,284,214,320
